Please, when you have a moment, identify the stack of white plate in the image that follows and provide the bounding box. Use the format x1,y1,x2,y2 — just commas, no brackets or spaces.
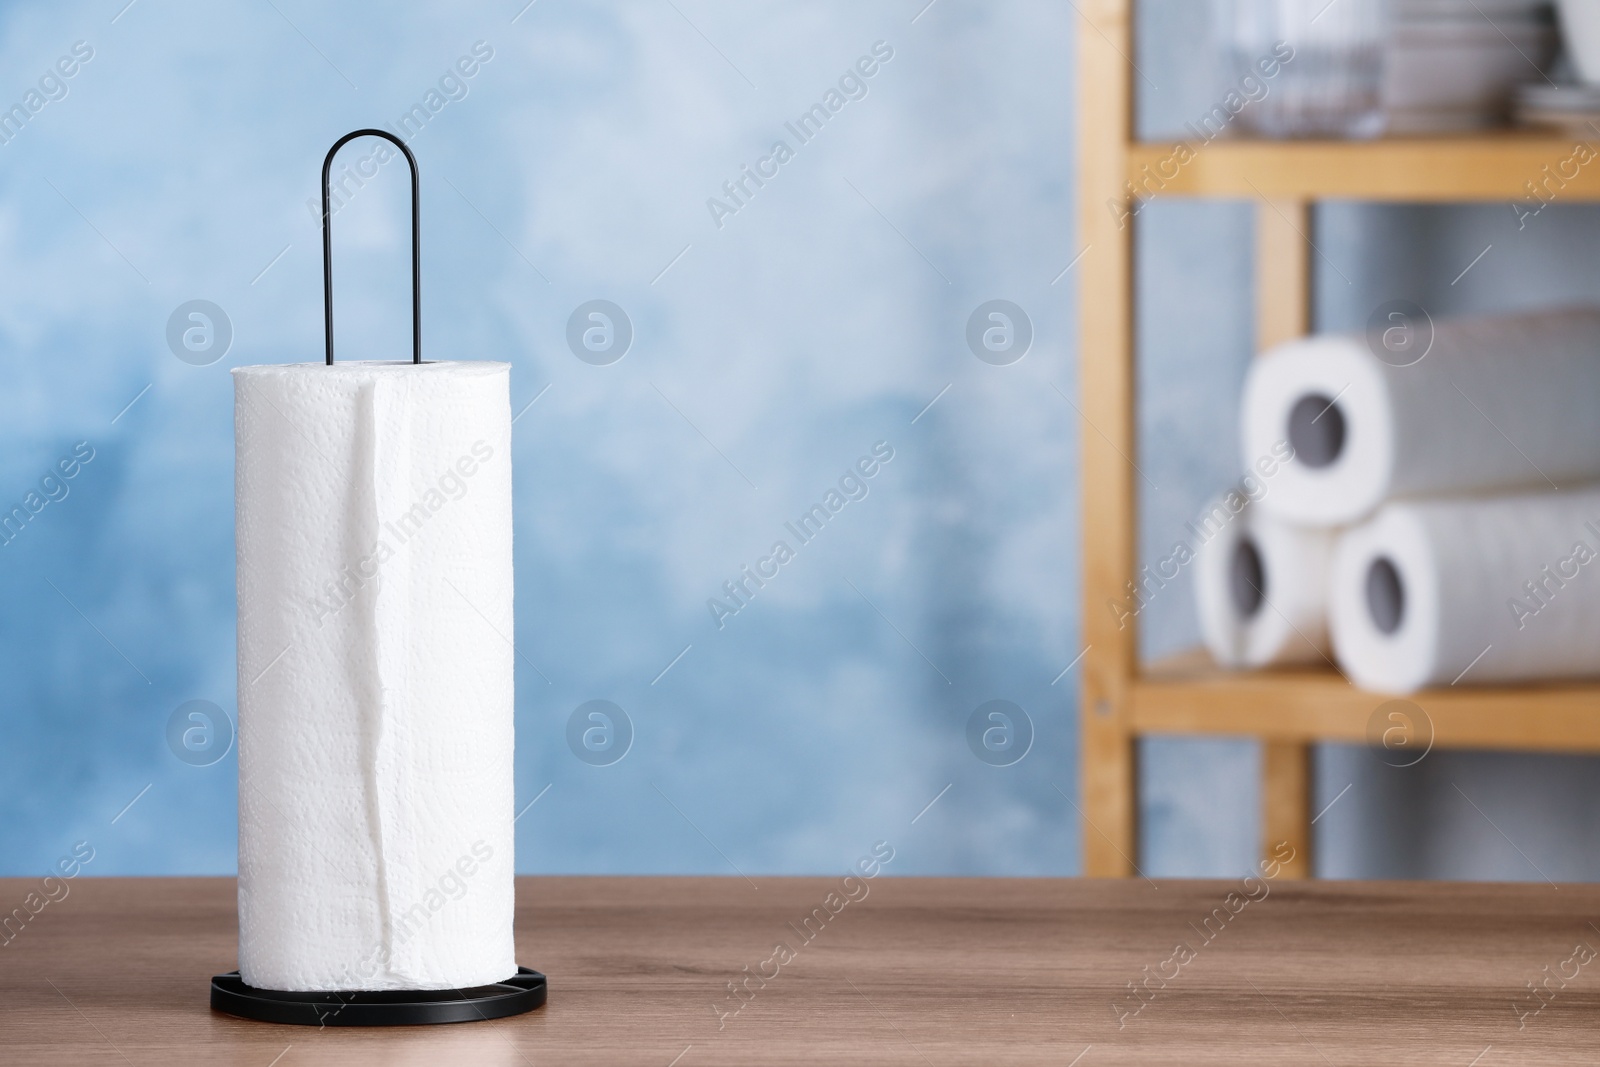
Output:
1514,0,1600,128
1385,0,1558,132
1515,81,1600,129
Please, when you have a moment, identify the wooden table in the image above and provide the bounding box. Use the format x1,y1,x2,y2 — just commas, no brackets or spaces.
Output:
4,876,1600,1064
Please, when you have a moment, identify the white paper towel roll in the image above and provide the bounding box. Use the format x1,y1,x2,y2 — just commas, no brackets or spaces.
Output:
1194,493,1336,667
234,360,516,992
1242,307,1600,525
1329,486,1600,693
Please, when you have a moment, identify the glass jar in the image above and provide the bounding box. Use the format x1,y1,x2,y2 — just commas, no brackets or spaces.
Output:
1217,0,1390,139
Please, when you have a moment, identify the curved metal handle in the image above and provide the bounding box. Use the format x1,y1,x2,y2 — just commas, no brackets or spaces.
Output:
322,129,421,365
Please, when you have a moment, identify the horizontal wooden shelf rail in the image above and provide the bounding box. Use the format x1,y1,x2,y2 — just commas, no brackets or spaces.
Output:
1132,657,1600,752
1125,134,1600,201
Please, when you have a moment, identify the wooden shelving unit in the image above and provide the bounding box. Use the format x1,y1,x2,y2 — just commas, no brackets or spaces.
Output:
1078,0,1600,879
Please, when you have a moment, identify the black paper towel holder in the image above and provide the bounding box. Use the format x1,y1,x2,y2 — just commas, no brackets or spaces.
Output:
213,129,544,1026
322,127,422,366
210,968,547,1027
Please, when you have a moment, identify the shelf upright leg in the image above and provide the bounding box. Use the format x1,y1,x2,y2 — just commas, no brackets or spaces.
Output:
1261,741,1313,878
1078,0,1139,877
1255,198,1315,879
1255,199,1313,347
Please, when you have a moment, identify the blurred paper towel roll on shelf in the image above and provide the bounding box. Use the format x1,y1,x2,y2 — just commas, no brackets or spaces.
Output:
1329,486,1600,694
1194,494,1336,668
1241,307,1600,525
234,360,515,993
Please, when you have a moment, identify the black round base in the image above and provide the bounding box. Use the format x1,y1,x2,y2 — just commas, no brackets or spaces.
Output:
210,967,546,1026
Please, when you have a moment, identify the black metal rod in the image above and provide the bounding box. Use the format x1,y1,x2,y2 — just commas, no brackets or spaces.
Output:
321,129,421,365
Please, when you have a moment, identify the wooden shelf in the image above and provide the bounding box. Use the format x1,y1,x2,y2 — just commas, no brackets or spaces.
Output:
1127,133,1600,201
1074,1,1600,878
1135,651,1600,753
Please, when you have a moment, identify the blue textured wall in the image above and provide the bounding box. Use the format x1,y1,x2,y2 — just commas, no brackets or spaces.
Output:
4,0,1599,882
0,0,1082,877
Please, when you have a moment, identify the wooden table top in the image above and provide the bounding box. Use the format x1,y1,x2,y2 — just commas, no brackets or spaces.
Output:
3,875,1599,1064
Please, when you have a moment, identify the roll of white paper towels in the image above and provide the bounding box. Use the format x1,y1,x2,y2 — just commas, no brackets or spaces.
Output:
1329,486,1600,694
233,360,516,992
1190,495,1337,668
1194,493,1336,668
1241,307,1600,525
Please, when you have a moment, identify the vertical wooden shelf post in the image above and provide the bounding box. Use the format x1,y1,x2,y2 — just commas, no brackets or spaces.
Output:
1255,200,1312,346
1254,198,1315,879
1078,0,1139,877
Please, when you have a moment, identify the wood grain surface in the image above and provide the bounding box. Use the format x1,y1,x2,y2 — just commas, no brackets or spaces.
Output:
4,876,1600,1064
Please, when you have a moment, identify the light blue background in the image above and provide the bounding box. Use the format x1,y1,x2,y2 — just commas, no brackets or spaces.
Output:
2,0,1598,882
